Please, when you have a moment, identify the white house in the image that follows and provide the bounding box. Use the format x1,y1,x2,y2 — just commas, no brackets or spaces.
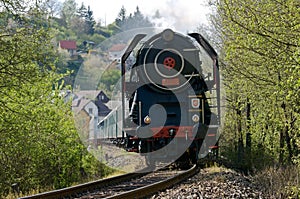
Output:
71,90,112,146
72,97,99,145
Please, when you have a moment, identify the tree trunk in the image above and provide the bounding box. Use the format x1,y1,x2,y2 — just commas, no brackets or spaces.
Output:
246,99,251,152
237,106,243,163
279,129,284,164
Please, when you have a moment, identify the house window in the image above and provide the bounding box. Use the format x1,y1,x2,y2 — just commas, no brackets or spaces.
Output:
89,108,93,114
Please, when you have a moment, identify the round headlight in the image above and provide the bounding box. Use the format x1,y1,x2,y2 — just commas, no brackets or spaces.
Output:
192,114,200,122
144,115,151,124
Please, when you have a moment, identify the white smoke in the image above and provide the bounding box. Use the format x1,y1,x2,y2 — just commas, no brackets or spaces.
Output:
146,0,211,33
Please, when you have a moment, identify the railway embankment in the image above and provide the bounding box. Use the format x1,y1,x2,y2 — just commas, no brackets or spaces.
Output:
151,166,271,198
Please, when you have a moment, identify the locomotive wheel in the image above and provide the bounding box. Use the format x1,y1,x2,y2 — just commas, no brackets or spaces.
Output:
138,140,148,153
175,152,193,169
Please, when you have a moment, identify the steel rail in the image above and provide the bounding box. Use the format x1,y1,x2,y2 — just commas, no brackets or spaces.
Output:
19,172,147,199
106,164,198,199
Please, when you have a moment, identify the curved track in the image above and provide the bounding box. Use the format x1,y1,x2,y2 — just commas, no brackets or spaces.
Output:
19,172,146,199
20,165,198,199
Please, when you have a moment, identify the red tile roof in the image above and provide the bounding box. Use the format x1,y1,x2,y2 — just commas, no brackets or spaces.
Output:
108,44,126,52
59,40,77,50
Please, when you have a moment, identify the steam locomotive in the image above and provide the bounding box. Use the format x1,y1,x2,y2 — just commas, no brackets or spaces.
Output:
100,29,220,166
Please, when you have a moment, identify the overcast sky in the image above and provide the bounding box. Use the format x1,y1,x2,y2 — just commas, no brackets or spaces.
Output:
75,0,211,33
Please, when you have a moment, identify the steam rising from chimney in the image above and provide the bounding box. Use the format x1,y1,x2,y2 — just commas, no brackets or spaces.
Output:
148,0,210,33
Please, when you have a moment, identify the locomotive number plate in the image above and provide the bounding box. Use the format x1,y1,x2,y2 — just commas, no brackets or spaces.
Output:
162,78,179,86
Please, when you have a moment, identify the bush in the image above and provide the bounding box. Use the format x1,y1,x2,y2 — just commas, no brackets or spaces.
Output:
253,165,300,198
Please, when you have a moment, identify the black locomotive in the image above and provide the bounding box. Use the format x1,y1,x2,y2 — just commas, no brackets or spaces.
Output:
119,29,220,166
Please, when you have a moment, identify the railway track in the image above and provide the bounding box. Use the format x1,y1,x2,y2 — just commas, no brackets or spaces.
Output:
19,172,145,199
20,164,198,199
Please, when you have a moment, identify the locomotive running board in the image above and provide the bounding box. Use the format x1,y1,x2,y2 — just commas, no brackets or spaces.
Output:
121,34,146,139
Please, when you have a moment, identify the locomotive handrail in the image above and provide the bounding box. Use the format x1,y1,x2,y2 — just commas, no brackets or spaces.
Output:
188,32,221,126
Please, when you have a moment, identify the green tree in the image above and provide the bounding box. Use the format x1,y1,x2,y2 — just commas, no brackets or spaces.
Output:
74,54,109,90
77,2,88,18
42,0,62,17
114,6,153,32
68,2,95,36
85,5,96,35
60,0,77,27
99,69,121,92
115,5,126,29
214,0,300,169
0,0,109,196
